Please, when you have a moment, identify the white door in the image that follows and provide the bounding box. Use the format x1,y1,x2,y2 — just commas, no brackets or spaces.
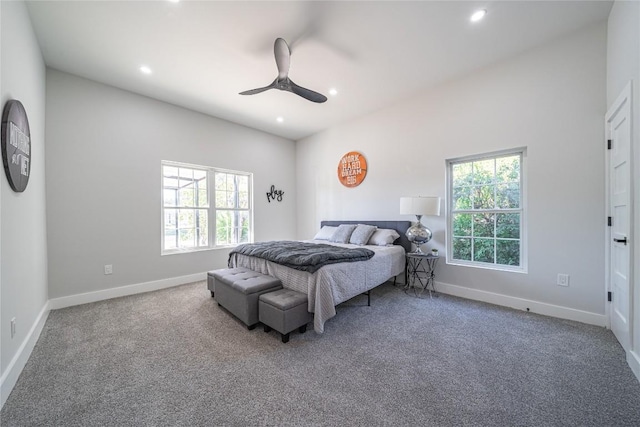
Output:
606,83,632,351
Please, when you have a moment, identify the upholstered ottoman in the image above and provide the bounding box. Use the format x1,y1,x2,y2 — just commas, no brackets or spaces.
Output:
213,268,282,330
259,288,312,343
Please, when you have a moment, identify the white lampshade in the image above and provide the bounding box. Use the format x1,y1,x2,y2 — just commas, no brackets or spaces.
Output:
400,196,441,216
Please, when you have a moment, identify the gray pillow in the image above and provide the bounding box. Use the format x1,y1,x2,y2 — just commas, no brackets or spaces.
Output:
368,228,400,246
313,226,337,240
329,224,358,243
349,224,377,245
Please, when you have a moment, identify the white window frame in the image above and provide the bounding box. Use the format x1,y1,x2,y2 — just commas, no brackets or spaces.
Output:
161,160,253,255
445,147,527,273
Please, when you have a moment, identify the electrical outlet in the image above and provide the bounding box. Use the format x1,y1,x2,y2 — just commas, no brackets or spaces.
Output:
557,273,570,287
104,264,113,275
10,317,16,338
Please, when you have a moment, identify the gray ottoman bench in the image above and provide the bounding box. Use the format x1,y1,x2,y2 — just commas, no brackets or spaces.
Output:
206,269,219,297
213,267,282,330
259,288,312,343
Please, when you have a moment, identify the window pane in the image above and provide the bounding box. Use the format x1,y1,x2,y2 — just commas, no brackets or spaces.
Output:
472,159,495,185
164,230,177,250
198,189,208,207
194,169,206,182
473,238,494,263
180,188,195,207
163,176,178,188
164,209,177,228
226,175,235,191
216,210,231,245
197,209,208,246
237,175,248,192
473,213,494,238
496,239,520,266
496,155,520,183
164,190,177,207
215,173,226,191
197,177,207,191
452,163,472,186
453,238,472,260
179,168,192,179
473,185,495,209
453,213,472,237
178,209,194,229
496,183,520,209
179,228,195,248
163,166,178,178
496,213,520,239
453,186,472,210
238,211,250,243
239,191,249,209
226,191,237,208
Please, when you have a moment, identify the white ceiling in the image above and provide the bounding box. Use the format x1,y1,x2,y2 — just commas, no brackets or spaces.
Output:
26,0,612,141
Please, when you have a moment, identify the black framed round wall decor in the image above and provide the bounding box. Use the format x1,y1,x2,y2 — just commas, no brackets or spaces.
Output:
1,99,31,192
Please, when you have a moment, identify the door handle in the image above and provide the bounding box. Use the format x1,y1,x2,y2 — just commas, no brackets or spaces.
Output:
613,237,627,245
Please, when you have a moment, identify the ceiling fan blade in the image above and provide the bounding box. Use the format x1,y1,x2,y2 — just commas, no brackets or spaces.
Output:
274,38,290,80
239,78,277,96
289,79,327,103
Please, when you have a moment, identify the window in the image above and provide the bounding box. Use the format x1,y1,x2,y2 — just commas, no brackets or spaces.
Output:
162,161,252,254
446,148,526,272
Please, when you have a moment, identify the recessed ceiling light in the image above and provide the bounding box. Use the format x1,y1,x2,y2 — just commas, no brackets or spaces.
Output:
470,9,487,22
139,65,152,75
168,0,180,3
276,116,284,123
329,88,338,96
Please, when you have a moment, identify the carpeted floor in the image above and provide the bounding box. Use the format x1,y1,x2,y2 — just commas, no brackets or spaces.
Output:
2,281,640,426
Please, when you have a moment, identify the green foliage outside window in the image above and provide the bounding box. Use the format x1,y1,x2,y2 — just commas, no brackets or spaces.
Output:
451,153,522,268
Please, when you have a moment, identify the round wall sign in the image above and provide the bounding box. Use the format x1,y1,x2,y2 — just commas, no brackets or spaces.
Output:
1,100,31,192
337,151,367,188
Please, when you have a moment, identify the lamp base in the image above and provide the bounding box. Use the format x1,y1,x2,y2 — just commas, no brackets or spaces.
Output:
406,215,433,254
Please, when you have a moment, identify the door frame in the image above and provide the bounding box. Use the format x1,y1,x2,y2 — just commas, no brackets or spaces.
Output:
604,81,634,343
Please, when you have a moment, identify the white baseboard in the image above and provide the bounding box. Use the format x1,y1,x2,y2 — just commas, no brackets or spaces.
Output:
0,301,50,409
434,280,607,327
49,272,207,310
628,350,640,383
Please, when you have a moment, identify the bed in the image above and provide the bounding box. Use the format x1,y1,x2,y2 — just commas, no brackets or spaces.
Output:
228,220,411,333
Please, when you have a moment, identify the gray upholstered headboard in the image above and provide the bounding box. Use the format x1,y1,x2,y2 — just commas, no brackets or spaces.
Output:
320,220,412,253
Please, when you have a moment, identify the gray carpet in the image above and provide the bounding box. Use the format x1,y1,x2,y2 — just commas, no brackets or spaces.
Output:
2,281,640,426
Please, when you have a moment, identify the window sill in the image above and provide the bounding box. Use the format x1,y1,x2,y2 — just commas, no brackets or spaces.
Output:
446,259,527,274
161,244,243,256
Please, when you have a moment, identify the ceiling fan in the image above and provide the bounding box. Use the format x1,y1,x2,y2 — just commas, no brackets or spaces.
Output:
240,38,327,103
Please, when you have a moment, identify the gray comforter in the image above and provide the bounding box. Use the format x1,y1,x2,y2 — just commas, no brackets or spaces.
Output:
229,241,375,273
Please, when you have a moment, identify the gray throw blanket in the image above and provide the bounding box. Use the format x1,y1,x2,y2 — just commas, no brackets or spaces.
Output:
229,241,375,273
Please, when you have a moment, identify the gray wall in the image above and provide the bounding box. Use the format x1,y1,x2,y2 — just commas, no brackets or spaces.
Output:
296,23,607,318
607,0,640,380
45,70,297,299
0,0,48,382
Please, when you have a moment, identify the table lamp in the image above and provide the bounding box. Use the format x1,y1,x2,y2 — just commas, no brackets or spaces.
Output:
400,196,441,254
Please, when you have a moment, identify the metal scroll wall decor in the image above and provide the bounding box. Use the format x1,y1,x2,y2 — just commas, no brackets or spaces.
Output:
337,151,367,188
266,185,284,203
1,99,31,192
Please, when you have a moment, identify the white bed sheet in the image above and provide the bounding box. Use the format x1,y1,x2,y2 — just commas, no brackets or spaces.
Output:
229,240,405,333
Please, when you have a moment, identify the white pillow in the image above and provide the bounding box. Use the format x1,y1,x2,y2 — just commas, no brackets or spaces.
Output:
349,224,377,245
329,224,358,243
313,226,337,240
367,228,400,246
